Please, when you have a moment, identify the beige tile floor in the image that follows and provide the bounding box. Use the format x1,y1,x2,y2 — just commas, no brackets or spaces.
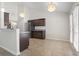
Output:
0,38,77,56
20,38,76,56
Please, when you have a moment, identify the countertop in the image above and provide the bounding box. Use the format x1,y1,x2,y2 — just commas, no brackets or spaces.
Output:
20,31,30,34
31,30,45,31
0,28,17,32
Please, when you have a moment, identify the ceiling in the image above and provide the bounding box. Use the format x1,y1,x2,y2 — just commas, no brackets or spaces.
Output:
1,2,75,13
20,2,74,13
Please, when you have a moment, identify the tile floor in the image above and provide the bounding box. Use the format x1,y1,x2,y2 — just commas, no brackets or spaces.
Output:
20,38,76,56
0,38,77,56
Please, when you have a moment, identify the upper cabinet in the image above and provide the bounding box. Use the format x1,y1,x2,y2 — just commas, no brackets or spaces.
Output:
32,18,45,26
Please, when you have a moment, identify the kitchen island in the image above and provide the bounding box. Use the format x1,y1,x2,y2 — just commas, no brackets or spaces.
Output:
0,29,30,55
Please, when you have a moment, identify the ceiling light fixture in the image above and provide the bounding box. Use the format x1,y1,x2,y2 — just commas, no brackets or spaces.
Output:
19,12,25,18
48,2,56,12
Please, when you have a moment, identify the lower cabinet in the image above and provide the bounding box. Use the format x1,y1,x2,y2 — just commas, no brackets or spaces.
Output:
20,33,29,52
31,31,45,39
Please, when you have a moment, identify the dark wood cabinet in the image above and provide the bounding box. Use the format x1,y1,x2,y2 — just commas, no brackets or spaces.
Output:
28,18,45,39
4,12,9,26
31,30,45,39
32,18,45,26
20,33,29,52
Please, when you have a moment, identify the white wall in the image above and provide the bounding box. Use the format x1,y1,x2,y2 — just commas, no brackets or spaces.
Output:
0,2,1,27
0,2,18,29
29,9,46,19
3,2,18,22
1,2,29,31
0,2,4,28
46,12,70,41
29,10,70,41
0,2,29,29
17,4,29,32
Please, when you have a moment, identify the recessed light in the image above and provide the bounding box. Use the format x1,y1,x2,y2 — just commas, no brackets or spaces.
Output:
1,8,5,12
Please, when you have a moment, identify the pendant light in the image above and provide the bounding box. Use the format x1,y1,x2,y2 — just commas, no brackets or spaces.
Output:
48,2,56,12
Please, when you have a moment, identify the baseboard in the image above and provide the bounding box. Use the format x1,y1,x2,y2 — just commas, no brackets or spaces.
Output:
71,44,79,56
0,45,20,56
46,37,70,42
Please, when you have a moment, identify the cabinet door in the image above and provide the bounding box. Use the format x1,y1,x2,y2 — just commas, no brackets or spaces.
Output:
4,12,9,26
39,19,45,26
32,20,39,26
32,19,45,26
20,33,29,52
32,31,41,38
31,31,45,39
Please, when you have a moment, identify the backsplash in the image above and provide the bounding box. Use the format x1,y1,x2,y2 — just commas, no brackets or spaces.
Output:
35,26,46,30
